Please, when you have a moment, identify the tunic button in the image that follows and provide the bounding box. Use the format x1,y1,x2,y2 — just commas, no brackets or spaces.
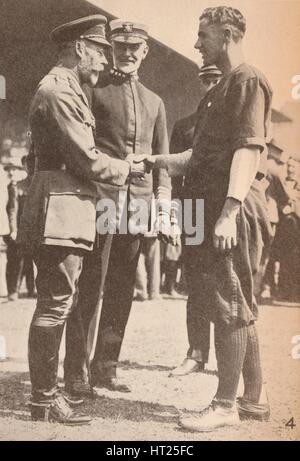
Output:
76,189,80,192
207,101,212,107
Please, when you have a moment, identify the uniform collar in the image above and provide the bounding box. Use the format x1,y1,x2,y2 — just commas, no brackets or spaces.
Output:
110,67,139,82
49,66,80,85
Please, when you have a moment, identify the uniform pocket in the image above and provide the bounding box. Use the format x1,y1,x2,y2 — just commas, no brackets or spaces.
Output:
43,192,96,243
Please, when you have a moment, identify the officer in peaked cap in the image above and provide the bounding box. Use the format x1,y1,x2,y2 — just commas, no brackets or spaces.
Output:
50,14,111,46
107,19,150,79
109,19,149,43
64,18,172,394
18,14,149,425
49,15,113,87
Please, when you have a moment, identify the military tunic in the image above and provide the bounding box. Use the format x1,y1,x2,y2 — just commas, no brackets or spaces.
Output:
18,67,130,253
18,66,131,400
84,71,171,216
65,71,171,382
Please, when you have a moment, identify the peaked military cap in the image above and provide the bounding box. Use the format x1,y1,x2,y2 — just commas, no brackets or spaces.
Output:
50,15,111,47
110,19,149,44
198,65,222,78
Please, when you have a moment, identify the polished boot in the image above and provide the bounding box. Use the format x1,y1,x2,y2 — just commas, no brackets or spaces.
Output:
65,378,94,398
30,394,91,425
91,362,131,393
29,324,64,402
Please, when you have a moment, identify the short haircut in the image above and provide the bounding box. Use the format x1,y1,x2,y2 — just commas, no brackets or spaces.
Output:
200,6,246,41
56,40,76,55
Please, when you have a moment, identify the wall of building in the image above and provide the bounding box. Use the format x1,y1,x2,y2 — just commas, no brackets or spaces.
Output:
0,0,201,142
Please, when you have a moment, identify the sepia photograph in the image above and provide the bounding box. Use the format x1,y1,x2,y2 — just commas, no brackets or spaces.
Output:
0,0,300,443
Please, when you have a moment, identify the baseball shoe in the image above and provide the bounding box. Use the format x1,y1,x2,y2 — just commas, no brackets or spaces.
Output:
179,401,239,432
237,397,270,422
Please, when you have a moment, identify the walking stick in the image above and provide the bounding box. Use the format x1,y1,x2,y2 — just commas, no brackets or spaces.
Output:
75,299,96,398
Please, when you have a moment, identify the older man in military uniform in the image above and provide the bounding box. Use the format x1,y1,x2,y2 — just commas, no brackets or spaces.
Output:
18,15,148,424
64,20,171,394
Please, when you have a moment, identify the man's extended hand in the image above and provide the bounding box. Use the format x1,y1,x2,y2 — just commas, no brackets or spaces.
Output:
127,154,162,174
144,155,171,173
126,154,154,180
144,156,157,173
144,150,193,176
213,197,240,252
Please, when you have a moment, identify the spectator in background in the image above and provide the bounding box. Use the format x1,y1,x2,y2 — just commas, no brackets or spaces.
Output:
272,157,300,303
5,157,35,300
259,153,289,300
10,132,29,161
160,238,181,297
134,196,161,302
0,162,10,303
0,138,13,165
135,239,161,301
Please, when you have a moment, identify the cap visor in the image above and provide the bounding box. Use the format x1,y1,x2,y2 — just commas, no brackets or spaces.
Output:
111,35,146,44
198,72,222,77
85,37,112,47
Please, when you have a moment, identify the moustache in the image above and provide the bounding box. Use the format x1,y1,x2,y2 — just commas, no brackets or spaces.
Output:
92,64,104,72
119,58,136,63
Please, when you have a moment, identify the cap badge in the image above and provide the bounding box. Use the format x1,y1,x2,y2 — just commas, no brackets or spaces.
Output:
122,23,134,33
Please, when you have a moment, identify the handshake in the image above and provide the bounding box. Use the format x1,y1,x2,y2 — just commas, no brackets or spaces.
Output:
126,150,192,179
126,154,158,180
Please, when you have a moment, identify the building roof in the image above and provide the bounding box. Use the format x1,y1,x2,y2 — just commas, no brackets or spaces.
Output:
0,0,201,139
271,109,292,123
0,0,293,142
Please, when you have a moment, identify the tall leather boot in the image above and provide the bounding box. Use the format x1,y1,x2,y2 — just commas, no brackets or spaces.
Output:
30,394,91,425
29,323,91,424
28,323,64,402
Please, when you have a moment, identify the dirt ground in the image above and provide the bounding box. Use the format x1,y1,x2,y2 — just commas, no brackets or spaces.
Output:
0,294,300,441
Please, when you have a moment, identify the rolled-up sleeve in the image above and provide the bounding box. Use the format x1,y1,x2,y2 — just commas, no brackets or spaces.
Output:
228,77,267,153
